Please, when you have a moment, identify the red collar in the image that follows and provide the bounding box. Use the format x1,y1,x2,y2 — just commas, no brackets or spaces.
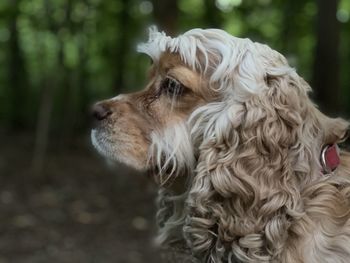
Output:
321,144,340,174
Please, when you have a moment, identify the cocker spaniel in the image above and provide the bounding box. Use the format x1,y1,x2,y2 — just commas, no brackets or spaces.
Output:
91,28,350,263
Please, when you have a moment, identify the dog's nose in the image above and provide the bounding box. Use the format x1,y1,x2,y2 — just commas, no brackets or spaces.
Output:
92,103,112,121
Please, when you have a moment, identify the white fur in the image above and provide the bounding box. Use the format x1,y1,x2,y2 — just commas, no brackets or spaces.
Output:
149,122,195,185
91,129,146,170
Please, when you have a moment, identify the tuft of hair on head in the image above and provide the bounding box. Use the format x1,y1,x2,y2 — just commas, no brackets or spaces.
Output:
138,26,297,103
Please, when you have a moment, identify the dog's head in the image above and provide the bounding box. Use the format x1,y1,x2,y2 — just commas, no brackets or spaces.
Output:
91,27,347,182
90,42,206,175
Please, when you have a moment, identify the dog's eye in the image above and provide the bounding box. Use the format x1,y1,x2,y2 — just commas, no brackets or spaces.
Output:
161,77,184,96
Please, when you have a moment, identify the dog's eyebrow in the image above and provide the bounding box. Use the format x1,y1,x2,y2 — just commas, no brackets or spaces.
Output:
168,67,201,93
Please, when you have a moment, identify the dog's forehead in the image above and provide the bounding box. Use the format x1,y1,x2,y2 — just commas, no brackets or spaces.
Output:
146,52,186,78
157,52,185,69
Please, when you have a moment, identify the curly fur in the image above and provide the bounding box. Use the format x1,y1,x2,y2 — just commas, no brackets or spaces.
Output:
139,28,350,262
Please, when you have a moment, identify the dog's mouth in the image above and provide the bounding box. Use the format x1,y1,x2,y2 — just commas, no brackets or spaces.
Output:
91,128,112,160
91,127,150,171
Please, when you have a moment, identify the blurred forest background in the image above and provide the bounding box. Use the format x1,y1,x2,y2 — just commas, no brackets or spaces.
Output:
0,0,349,262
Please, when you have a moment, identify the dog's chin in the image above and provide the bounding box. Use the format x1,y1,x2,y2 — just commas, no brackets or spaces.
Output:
90,129,149,171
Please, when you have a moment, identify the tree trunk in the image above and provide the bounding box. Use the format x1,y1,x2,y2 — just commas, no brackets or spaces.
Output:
112,0,132,93
32,76,55,175
151,0,179,36
8,0,27,129
77,37,89,130
203,0,222,28
32,0,65,175
312,0,340,114
280,1,299,52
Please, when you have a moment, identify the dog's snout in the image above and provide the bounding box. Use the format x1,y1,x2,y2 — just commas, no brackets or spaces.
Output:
92,103,112,121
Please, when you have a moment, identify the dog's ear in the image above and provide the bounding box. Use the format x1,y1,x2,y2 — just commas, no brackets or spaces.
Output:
186,72,308,262
186,54,340,261
264,70,349,146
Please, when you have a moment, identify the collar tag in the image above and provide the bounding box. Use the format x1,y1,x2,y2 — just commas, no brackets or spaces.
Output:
321,144,340,174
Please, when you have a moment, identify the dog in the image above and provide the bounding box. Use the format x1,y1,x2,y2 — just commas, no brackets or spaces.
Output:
91,27,350,263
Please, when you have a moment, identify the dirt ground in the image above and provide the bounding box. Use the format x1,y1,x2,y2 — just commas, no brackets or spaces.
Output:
0,132,163,263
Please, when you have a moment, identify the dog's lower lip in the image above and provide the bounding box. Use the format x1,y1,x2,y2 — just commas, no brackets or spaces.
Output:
91,129,108,157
